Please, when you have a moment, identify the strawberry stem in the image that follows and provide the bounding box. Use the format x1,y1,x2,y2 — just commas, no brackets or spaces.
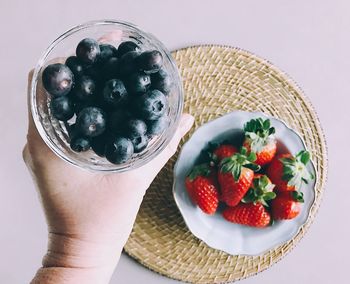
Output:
242,175,276,206
281,150,314,190
244,118,276,153
188,163,211,181
220,147,260,180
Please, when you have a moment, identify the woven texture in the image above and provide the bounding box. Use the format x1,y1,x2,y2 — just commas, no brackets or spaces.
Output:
124,45,328,283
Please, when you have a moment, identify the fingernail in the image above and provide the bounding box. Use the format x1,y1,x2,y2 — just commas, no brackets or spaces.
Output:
180,113,194,133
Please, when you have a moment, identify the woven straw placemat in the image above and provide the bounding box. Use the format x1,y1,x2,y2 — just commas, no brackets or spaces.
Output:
124,45,328,283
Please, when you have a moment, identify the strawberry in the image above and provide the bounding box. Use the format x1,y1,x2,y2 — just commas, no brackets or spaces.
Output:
243,118,277,166
185,164,219,215
267,150,314,192
185,177,197,204
242,174,276,206
271,191,304,220
213,144,237,161
218,148,260,207
223,203,271,227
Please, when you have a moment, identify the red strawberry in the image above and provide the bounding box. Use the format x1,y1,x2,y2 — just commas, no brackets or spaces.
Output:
267,150,314,192
185,177,197,204
271,191,304,220
218,148,260,207
243,118,277,166
213,144,237,161
223,203,271,227
185,164,219,215
242,174,276,206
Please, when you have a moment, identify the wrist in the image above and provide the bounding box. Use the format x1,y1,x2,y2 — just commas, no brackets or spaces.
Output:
32,232,121,284
43,232,121,268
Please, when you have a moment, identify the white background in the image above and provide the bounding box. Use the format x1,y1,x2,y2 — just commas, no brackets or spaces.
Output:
0,0,348,283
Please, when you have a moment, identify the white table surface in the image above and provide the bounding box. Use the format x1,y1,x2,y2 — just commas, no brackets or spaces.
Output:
0,0,348,283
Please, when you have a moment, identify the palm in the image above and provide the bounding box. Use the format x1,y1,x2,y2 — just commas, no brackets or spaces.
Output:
27,134,170,241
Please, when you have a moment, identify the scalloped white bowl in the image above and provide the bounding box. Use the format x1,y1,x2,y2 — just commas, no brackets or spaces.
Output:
173,111,316,255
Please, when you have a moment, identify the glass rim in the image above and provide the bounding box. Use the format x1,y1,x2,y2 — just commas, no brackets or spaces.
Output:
30,19,184,172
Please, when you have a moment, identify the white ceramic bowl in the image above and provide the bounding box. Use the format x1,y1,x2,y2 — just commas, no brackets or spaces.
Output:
173,111,316,255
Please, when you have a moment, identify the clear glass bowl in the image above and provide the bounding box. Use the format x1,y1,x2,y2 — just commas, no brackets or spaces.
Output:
30,20,183,172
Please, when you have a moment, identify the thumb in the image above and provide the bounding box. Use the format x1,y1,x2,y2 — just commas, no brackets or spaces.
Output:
144,113,194,174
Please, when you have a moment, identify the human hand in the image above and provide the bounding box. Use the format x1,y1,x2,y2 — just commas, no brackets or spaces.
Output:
24,34,194,283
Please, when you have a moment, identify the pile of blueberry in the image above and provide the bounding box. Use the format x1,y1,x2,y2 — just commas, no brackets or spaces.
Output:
42,38,173,164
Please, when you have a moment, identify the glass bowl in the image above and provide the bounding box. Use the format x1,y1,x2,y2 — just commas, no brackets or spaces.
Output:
30,20,184,172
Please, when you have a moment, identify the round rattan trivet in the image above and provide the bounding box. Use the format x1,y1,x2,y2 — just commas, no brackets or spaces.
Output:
124,45,328,283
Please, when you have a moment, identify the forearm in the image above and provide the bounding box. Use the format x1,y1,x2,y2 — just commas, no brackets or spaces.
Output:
32,266,114,284
32,184,144,284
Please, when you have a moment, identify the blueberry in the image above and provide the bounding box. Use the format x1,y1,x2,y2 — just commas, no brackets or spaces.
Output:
126,72,151,95
135,89,168,120
76,107,106,137
73,76,96,101
70,136,91,152
131,135,148,153
69,124,91,152
42,63,74,97
151,69,172,95
138,50,163,74
117,41,140,58
84,64,102,82
125,119,147,139
65,56,84,78
108,110,131,134
118,51,140,77
105,137,134,164
76,38,100,64
146,115,170,136
50,95,74,121
98,44,118,64
101,57,120,81
91,132,114,157
102,79,128,108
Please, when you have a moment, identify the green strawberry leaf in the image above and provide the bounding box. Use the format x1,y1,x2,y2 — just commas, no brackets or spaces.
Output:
221,163,231,173
263,119,270,129
220,147,260,180
282,173,294,181
264,192,276,201
260,175,269,187
243,175,276,205
232,165,242,180
243,118,275,153
291,191,304,203
280,157,294,164
298,151,310,165
242,189,255,203
188,163,211,181
247,152,257,162
220,157,230,165
240,147,247,155
259,199,269,207
256,187,264,196
282,151,314,190
253,177,260,188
